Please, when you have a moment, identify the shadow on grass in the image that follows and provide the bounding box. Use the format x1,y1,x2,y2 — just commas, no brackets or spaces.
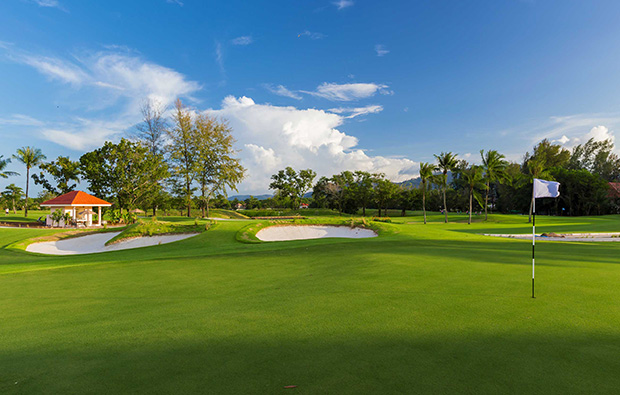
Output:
1,334,619,394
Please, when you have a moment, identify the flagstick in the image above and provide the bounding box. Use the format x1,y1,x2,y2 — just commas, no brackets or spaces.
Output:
532,196,536,299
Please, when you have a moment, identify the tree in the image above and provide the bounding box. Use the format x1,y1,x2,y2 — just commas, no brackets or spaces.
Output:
80,140,168,212
13,146,46,217
133,99,168,155
167,99,198,217
373,175,398,217
458,165,486,224
32,156,81,195
352,171,375,216
525,156,553,222
2,184,23,213
434,152,458,223
524,139,570,170
269,167,316,209
0,155,19,179
480,149,508,220
331,171,355,214
193,114,245,218
569,138,620,181
418,162,434,224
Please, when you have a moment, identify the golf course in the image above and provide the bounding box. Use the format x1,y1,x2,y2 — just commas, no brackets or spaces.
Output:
1,211,619,394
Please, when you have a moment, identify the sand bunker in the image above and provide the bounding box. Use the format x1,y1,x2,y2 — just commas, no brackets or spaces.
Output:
485,232,620,242
26,231,198,255
256,225,377,242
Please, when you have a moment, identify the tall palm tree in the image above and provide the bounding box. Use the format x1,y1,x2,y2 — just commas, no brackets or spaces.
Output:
480,149,508,221
419,162,434,224
459,165,487,225
434,152,458,223
13,147,46,217
0,155,19,179
525,157,552,223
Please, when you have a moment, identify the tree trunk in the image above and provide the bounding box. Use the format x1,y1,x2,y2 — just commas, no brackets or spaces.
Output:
484,181,489,221
152,204,157,217
24,167,30,217
362,206,366,217
528,198,533,223
206,195,211,218
469,189,473,225
443,185,448,223
401,208,406,217
423,189,427,224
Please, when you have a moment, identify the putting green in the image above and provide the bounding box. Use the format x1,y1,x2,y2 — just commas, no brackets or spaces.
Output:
1,213,619,394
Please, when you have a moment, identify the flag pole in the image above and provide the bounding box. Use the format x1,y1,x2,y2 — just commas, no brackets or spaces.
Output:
532,194,536,299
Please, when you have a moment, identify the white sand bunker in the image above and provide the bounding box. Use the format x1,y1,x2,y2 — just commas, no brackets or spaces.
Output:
485,232,620,242
26,231,198,255
256,225,377,242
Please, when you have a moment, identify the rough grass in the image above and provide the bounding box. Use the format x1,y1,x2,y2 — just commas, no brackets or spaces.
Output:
0,213,619,394
105,219,208,246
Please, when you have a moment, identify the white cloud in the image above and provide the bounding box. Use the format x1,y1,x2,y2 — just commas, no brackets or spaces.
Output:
375,44,389,57
4,46,201,150
166,0,183,6
30,0,62,8
298,30,326,40
41,118,127,151
215,41,225,77
263,84,302,100
329,105,383,119
207,96,416,193
333,0,354,10
0,114,45,127
231,36,253,45
302,82,391,101
20,55,87,85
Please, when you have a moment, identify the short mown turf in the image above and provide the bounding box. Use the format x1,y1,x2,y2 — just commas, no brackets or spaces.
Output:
1,213,619,394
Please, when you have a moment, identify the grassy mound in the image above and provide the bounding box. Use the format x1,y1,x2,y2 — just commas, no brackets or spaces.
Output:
105,219,209,246
207,209,250,219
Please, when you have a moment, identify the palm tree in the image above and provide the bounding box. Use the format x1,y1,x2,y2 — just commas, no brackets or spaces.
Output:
434,152,458,223
525,157,552,223
0,155,19,179
419,162,434,224
2,184,23,214
459,165,487,225
480,149,508,220
13,147,46,217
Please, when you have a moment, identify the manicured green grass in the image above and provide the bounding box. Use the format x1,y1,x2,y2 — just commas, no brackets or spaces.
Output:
0,209,49,223
0,213,619,394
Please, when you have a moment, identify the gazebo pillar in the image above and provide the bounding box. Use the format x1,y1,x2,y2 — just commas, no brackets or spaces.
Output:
98,206,102,226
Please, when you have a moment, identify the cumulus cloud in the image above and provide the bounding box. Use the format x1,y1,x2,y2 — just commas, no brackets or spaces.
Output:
375,44,389,57
207,96,416,193
333,0,354,10
263,84,302,100
232,36,253,45
303,82,391,101
329,105,383,118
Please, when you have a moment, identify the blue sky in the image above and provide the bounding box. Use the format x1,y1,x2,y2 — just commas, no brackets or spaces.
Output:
2,0,620,194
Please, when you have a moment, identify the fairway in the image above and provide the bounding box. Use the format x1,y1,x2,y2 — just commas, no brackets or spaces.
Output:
1,213,619,394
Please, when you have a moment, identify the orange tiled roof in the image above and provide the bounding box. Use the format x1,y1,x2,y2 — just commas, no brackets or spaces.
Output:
41,191,112,206
609,182,620,198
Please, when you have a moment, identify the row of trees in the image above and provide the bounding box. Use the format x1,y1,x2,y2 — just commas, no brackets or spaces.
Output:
264,138,620,223
1,99,245,217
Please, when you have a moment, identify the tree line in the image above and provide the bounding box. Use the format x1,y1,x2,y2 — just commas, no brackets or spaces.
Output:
2,111,619,220
0,99,245,218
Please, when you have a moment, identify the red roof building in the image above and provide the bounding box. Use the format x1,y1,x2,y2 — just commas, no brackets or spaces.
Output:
41,190,112,207
609,182,620,199
41,191,112,227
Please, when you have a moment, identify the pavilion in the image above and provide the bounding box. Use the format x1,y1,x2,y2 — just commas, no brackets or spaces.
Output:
41,191,112,227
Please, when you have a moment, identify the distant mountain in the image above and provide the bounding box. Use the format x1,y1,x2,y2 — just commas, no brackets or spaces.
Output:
397,171,454,188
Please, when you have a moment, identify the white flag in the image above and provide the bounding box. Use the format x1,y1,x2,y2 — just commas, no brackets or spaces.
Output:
533,178,560,198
